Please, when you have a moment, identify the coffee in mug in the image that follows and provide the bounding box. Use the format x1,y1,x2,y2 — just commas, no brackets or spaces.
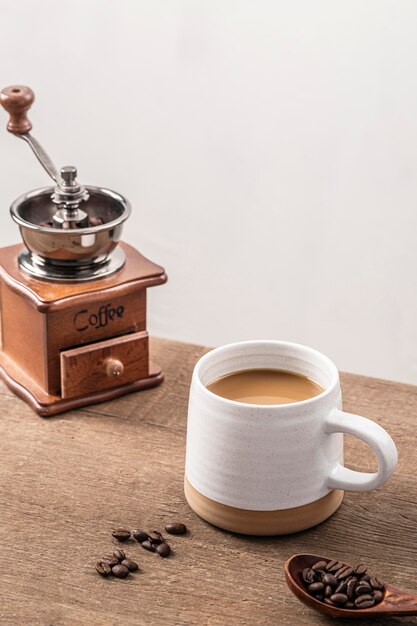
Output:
207,368,324,405
184,340,398,535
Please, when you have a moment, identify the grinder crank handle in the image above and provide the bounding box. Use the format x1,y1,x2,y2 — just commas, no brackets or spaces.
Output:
0,85,60,183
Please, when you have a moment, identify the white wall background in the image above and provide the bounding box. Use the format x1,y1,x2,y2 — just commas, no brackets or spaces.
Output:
1,0,417,384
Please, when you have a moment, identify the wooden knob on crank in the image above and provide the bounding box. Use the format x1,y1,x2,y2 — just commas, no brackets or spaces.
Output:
105,358,124,378
0,85,34,134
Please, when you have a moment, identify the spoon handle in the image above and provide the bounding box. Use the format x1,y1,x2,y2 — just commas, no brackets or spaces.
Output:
379,585,417,616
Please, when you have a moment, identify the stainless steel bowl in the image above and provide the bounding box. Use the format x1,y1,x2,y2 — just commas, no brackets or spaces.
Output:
10,186,131,281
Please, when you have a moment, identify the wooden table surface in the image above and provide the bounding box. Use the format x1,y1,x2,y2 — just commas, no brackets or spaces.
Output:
1,337,416,626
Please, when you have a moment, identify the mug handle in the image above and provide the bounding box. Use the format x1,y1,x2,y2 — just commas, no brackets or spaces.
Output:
324,409,398,491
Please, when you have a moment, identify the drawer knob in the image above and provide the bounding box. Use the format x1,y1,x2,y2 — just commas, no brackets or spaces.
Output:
105,357,124,378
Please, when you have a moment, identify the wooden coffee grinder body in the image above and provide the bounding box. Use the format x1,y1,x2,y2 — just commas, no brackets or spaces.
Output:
0,242,167,416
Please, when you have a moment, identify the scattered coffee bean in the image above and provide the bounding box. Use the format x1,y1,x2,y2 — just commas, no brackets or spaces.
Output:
156,543,171,558
165,522,187,535
112,528,131,541
141,540,156,552
121,558,139,572
112,563,129,578
113,549,126,562
330,593,348,606
133,529,149,543
148,531,163,544
301,558,385,610
101,555,119,567
95,550,140,579
95,561,111,577
96,520,189,580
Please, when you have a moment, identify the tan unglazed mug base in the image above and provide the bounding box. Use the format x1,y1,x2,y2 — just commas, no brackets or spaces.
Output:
184,477,344,536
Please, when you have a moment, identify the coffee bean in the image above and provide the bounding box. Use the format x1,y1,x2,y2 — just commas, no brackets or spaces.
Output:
121,558,139,572
335,580,348,594
330,593,348,606
322,573,337,587
113,549,126,562
300,557,385,611
308,582,324,593
112,528,131,541
346,577,358,598
326,560,342,572
156,543,171,558
355,594,375,609
133,529,148,543
302,567,316,584
165,522,187,535
370,576,384,590
141,540,156,552
95,561,111,577
112,564,129,578
101,555,119,567
356,582,372,596
373,590,384,603
89,216,103,227
335,566,353,580
148,531,163,544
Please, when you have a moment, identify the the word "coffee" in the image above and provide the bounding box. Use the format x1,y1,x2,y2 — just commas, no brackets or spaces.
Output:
74,303,124,331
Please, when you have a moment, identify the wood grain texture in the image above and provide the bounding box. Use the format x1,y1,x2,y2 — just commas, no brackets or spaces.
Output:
0,242,165,414
46,288,146,394
0,281,46,389
61,331,149,398
0,337,416,626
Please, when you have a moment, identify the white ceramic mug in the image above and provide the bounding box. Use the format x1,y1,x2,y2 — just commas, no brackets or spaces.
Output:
184,340,398,535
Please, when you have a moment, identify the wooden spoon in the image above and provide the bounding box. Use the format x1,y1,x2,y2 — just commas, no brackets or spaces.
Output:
285,553,417,619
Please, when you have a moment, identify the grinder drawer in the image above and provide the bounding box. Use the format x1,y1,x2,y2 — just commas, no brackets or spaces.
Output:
60,331,149,399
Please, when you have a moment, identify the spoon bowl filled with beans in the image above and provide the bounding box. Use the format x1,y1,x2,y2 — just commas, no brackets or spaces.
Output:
285,554,417,619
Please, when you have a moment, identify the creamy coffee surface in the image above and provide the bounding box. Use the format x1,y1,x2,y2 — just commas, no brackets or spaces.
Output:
206,368,324,405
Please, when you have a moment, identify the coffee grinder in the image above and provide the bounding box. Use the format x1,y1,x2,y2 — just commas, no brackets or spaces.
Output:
0,85,167,416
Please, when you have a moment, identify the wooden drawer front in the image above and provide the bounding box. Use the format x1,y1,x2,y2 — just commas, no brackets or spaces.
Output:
46,290,146,394
60,331,148,399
